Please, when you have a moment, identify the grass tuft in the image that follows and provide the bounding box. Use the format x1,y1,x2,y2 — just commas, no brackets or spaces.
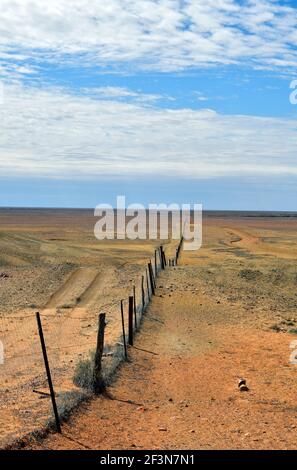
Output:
73,350,96,391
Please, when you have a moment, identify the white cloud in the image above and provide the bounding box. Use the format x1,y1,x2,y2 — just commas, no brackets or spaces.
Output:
83,86,163,102
194,92,209,101
0,0,296,75
0,84,296,180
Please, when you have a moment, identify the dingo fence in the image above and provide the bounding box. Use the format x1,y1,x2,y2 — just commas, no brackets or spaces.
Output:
0,240,183,448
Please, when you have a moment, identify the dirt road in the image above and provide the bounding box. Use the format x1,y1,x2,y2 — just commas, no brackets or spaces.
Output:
29,247,297,450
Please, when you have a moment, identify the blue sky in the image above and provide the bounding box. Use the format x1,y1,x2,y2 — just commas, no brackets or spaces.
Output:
0,0,297,210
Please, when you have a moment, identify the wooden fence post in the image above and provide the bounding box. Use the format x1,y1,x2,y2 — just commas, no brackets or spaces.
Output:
128,296,134,346
36,312,61,434
148,262,155,295
93,313,106,394
133,285,137,329
120,300,127,359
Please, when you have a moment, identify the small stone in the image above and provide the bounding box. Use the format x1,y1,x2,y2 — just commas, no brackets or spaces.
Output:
136,406,146,412
159,427,167,432
238,378,249,391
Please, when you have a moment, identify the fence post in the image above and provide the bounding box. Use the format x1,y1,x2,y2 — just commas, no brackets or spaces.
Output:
93,313,106,394
35,312,61,433
152,261,156,287
180,235,184,252
141,275,145,312
133,285,137,329
120,300,127,359
159,246,164,269
162,247,167,267
146,267,150,300
148,262,155,295
154,249,158,277
128,296,134,346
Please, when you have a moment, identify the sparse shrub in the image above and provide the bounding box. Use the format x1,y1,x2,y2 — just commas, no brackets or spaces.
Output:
270,324,281,332
56,390,89,420
239,269,262,281
289,329,297,335
73,350,95,390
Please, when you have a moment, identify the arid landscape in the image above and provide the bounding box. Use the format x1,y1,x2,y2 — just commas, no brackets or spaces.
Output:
1,209,297,449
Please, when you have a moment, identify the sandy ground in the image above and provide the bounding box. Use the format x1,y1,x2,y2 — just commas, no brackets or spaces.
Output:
0,209,177,447
20,213,297,450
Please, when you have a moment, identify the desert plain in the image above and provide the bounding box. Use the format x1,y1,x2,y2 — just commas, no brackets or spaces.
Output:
1,209,297,449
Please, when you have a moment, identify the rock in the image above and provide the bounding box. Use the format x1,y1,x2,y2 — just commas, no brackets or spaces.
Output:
159,427,167,431
136,406,146,412
238,378,249,392
0,272,9,279
239,384,249,392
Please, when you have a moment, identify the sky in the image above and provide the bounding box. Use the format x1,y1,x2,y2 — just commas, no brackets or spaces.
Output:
0,0,297,210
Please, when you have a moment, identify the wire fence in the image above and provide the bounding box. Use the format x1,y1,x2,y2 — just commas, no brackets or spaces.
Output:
0,239,183,448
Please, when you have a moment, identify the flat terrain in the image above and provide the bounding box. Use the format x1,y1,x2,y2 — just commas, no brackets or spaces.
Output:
1,210,297,449
0,209,175,447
